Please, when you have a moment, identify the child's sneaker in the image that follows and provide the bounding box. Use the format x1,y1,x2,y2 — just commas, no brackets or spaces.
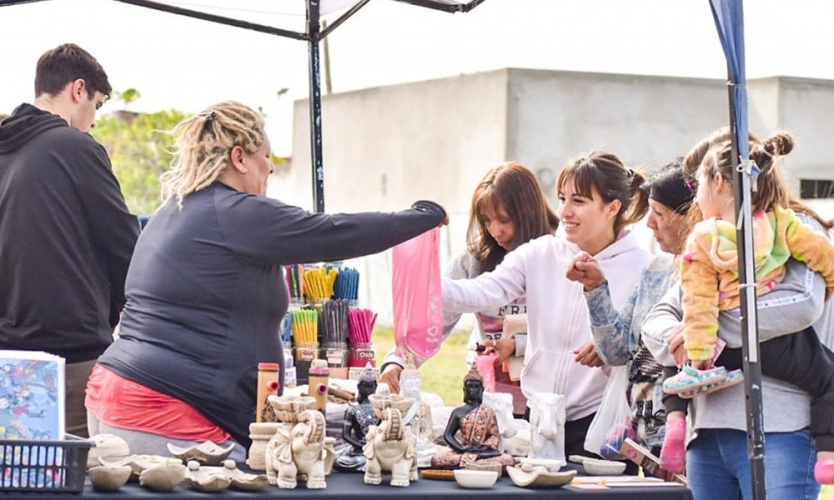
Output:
815,457,834,485
663,365,728,395
678,368,744,399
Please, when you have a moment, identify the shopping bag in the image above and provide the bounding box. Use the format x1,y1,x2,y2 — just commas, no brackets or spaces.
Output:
583,365,635,459
391,227,443,365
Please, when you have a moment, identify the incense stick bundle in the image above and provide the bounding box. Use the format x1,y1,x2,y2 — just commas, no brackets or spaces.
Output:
303,266,338,301
284,264,304,301
280,311,293,343
333,267,359,301
321,299,349,346
348,308,376,346
291,309,319,346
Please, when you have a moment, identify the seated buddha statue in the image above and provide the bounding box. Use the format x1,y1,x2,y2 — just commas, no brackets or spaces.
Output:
430,367,515,470
334,365,380,472
399,354,434,442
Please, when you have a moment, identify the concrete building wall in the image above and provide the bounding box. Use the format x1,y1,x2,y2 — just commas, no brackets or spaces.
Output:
775,77,834,181
268,69,834,326
504,69,727,206
275,70,510,215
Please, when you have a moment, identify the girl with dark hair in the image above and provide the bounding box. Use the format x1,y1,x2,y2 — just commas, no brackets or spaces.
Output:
443,151,651,458
566,158,693,467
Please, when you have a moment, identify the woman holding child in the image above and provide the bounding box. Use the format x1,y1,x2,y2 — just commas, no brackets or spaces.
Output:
642,128,834,499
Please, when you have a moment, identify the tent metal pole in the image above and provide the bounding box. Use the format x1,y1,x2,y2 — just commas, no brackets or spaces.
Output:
307,0,325,213
111,0,307,40
727,80,767,500
320,0,372,39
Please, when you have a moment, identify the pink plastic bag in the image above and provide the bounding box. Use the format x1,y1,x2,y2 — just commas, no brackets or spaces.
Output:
392,227,443,365
475,352,498,392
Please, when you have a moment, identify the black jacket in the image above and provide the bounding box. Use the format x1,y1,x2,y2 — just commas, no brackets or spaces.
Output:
99,183,445,447
0,103,140,362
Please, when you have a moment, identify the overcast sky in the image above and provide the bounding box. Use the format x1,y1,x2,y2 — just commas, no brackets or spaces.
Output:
2,0,834,154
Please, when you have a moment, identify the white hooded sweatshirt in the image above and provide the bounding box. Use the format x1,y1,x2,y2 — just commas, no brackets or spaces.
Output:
442,230,650,421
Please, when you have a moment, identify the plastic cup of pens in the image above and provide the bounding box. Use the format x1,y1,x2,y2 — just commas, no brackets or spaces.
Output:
289,309,319,385
349,343,376,368
284,264,305,307
294,344,318,386
322,343,349,379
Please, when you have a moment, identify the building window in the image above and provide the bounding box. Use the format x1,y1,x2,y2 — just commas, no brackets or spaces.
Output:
800,179,834,199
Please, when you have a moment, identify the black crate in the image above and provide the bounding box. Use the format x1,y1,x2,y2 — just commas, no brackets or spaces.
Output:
0,435,91,494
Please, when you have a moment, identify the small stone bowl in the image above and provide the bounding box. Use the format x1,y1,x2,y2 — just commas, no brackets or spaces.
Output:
88,465,132,492
453,469,499,489
582,458,627,476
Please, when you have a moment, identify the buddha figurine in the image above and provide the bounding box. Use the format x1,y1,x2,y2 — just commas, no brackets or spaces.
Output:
400,354,434,442
334,364,380,472
399,354,436,467
430,367,516,470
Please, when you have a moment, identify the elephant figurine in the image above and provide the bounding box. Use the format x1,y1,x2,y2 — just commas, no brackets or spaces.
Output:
264,397,335,489
363,396,418,487
528,392,566,463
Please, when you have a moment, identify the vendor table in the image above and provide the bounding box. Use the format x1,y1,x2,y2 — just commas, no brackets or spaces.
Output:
1,470,692,499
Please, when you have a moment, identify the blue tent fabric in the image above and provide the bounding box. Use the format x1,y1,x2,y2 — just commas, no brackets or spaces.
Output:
708,2,767,498
709,0,749,162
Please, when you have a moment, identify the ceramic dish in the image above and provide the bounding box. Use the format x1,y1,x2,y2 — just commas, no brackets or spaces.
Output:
453,469,499,489
167,441,235,465
582,458,627,476
99,454,183,481
186,460,270,492
184,461,232,492
506,465,577,488
138,464,187,492
86,434,131,469
516,457,564,472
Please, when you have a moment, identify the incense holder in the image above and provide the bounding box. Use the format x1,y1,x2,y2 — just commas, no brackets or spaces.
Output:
167,441,235,465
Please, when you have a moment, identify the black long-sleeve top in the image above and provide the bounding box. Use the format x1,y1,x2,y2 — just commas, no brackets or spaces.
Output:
98,182,445,447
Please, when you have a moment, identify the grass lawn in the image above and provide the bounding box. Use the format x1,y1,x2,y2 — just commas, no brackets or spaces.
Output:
373,326,467,406
371,327,834,499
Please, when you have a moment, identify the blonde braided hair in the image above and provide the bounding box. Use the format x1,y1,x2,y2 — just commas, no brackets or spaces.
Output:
161,101,266,207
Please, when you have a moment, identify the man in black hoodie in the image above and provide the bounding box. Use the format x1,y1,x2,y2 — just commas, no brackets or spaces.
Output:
0,44,140,437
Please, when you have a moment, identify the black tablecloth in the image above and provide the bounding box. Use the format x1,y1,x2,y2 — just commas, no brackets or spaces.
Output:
0,470,692,499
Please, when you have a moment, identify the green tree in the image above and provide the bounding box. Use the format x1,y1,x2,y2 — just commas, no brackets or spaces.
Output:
93,108,185,215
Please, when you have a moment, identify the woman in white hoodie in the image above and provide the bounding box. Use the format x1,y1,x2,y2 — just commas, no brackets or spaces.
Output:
443,151,651,458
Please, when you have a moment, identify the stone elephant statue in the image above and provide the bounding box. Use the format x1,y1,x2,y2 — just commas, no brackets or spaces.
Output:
265,409,335,489
528,392,566,463
363,407,418,487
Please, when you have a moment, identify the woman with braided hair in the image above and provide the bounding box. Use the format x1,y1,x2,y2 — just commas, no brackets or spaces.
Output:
86,101,447,457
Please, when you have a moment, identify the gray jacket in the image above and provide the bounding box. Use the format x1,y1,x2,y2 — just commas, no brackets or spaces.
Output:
642,258,832,434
